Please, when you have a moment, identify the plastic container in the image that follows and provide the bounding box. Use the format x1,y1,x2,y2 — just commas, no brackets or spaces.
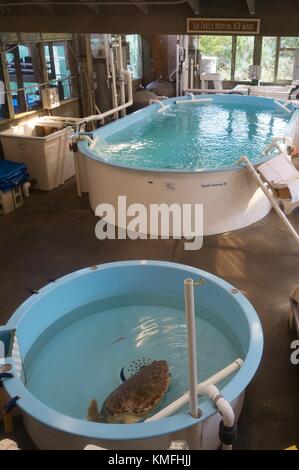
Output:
0,117,80,191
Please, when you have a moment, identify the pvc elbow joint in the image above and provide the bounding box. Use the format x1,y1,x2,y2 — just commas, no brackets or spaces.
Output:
199,383,235,427
199,384,237,448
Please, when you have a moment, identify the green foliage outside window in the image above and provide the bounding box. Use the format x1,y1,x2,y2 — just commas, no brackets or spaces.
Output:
199,36,232,80
235,36,254,81
198,35,299,83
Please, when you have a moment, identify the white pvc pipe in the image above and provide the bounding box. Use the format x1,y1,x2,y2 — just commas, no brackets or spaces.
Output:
73,133,96,198
176,36,180,97
238,155,299,245
22,182,31,198
190,58,194,90
169,68,176,82
263,136,293,156
175,98,213,104
103,34,111,88
83,135,95,146
81,70,132,124
117,36,126,118
184,278,199,419
199,384,235,451
158,106,171,113
149,99,170,112
200,384,234,427
183,35,189,92
269,135,293,146
107,35,119,120
184,87,232,94
38,116,81,123
74,150,82,198
146,358,243,421
274,99,292,113
94,104,105,125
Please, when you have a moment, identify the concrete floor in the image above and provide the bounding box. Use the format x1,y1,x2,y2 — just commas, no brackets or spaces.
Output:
0,178,299,450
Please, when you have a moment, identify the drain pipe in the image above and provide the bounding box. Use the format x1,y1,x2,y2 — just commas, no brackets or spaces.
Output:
199,384,236,450
238,155,299,246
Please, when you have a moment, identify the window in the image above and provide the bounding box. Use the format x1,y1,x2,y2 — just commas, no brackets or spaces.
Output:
235,36,255,81
261,37,276,82
126,35,143,79
6,44,41,114
260,36,299,83
44,41,71,99
277,49,296,81
277,37,299,82
199,36,232,80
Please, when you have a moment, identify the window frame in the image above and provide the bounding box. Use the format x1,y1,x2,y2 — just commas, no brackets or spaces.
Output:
198,34,299,85
233,35,255,82
199,35,234,81
4,43,44,117
0,39,76,121
43,40,73,100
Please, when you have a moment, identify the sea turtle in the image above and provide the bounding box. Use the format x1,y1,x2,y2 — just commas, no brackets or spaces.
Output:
86,360,170,424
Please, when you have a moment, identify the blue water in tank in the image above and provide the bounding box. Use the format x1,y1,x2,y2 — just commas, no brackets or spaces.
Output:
93,102,291,170
24,293,242,421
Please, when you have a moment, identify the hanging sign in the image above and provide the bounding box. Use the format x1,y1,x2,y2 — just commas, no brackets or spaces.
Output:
187,18,261,35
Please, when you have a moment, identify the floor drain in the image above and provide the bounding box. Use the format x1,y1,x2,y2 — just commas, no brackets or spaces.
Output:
120,357,153,382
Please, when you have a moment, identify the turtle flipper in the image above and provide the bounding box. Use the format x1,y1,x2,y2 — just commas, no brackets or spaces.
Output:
86,399,102,422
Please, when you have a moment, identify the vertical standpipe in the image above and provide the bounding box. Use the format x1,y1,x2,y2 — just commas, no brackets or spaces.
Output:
184,278,199,419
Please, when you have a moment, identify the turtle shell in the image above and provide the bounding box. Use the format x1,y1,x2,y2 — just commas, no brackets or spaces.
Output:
102,360,170,423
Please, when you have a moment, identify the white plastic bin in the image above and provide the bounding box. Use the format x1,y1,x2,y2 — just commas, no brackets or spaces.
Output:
0,117,81,191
